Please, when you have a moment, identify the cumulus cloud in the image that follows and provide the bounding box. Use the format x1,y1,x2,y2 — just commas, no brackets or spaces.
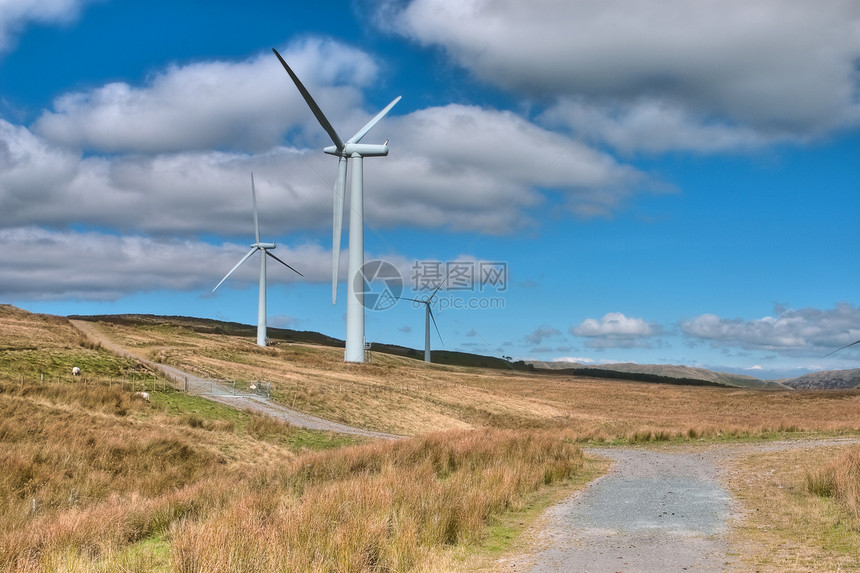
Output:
0,226,331,300
5,103,648,241
680,304,860,354
382,0,860,151
541,98,773,155
0,121,333,237
34,38,379,153
524,326,561,345
0,0,93,53
377,105,645,225
572,312,663,348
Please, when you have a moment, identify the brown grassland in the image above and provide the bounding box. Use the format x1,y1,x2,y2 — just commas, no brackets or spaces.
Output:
68,312,860,440
2,305,860,571
724,443,860,571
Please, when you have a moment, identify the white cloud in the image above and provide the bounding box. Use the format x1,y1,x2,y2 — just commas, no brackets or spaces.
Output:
552,356,594,364
0,0,93,53
541,98,774,155
5,103,649,240
375,104,646,228
0,226,330,300
34,38,379,153
0,123,334,236
572,312,662,348
680,304,860,354
383,0,860,151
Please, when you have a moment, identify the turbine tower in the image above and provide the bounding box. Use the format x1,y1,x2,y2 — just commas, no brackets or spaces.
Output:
402,287,445,363
273,48,400,363
213,173,303,346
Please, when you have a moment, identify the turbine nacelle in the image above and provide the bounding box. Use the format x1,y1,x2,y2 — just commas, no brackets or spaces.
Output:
324,143,390,157
253,242,276,250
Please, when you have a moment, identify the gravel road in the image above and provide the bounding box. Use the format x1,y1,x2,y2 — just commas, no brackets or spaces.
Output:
69,319,399,440
504,438,860,572
524,448,732,572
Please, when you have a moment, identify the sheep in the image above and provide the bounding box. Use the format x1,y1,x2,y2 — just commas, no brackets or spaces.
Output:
71,367,81,376
134,391,150,402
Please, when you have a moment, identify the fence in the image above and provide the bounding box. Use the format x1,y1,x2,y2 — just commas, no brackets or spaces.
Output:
6,371,275,400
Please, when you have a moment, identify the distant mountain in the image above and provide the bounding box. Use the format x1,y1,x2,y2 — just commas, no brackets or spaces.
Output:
527,360,791,390
779,368,860,390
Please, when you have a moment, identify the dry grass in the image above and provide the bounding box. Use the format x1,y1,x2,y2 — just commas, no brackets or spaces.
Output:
725,443,860,571
68,317,860,440
0,376,585,572
5,308,860,571
806,446,860,519
170,428,584,573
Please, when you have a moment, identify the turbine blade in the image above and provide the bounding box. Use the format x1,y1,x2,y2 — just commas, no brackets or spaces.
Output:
213,248,257,292
272,48,345,150
266,250,303,277
251,173,260,244
428,264,455,302
428,306,443,346
395,296,423,303
823,339,860,358
332,156,347,304
347,96,402,144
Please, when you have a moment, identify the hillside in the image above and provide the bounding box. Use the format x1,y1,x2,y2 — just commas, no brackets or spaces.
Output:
70,313,533,372
780,368,860,390
3,306,860,571
5,309,854,437
528,360,790,390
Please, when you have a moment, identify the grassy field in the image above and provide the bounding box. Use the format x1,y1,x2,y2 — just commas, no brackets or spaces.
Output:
3,306,860,571
0,307,589,572
725,443,860,571
0,378,586,572
67,313,860,440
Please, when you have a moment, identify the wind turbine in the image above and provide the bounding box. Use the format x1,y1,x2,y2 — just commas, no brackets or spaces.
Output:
213,173,303,346
401,284,445,363
273,48,400,363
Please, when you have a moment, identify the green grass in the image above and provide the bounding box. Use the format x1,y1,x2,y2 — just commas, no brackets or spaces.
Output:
149,390,247,424
0,347,142,379
473,457,609,556
148,388,362,452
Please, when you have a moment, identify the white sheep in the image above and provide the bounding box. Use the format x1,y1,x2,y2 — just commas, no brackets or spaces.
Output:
71,367,81,376
134,391,150,402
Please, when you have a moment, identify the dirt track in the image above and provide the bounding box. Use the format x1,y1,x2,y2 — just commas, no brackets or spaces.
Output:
69,319,399,440
503,438,860,572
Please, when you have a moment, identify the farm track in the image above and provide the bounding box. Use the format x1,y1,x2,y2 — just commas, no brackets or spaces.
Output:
69,319,399,440
503,437,860,572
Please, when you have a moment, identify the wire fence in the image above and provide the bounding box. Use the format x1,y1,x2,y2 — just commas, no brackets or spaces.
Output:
6,371,273,399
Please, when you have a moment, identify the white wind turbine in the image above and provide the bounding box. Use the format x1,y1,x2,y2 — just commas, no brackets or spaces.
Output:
401,282,445,363
273,48,400,363
213,173,303,346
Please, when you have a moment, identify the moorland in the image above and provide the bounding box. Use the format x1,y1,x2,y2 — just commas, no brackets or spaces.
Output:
1,304,860,571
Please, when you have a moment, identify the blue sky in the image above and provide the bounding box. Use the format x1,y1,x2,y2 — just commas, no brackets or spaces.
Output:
2,0,859,378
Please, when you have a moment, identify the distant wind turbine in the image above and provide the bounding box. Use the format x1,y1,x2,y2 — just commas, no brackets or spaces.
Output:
273,48,400,363
401,283,445,363
213,173,302,346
